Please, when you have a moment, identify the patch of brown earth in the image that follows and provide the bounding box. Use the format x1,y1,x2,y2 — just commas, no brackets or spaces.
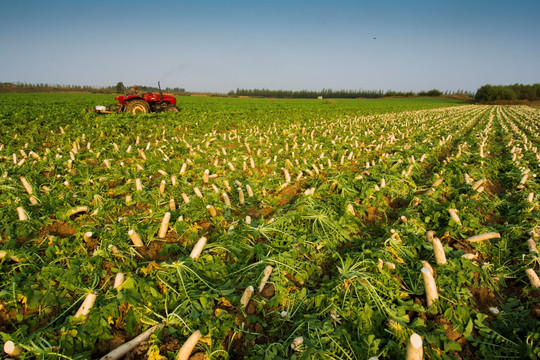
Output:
40,170,56,178
277,184,301,206
468,287,503,311
363,206,384,223
136,230,182,261
39,221,77,238
443,235,478,254
483,180,505,196
260,284,275,299
92,328,127,357
120,203,151,218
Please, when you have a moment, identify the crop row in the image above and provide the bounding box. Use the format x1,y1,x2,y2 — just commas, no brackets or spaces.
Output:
0,100,539,359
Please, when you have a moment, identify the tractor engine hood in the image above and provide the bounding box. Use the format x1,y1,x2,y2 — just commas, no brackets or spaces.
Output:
114,95,126,104
114,94,176,106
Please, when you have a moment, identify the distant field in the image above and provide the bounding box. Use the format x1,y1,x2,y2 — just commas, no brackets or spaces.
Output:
1,94,539,359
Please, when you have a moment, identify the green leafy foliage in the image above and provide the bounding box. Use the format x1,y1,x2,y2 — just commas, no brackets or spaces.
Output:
0,94,539,359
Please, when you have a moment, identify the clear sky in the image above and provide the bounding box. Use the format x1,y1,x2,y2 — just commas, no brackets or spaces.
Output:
1,0,539,93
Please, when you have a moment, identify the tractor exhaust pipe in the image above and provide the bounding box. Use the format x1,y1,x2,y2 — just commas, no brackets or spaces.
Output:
158,81,164,101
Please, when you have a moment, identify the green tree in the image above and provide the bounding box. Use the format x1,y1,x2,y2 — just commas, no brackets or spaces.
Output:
426,89,442,97
115,82,125,93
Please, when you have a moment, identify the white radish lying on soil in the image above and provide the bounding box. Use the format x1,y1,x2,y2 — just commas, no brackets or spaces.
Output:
75,291,97,318
158,212,171,238
405,333,423,360
447,209,461,225
3,340,21,357
525,268,540,288
421,267,438,308
258,265,273,293
113,272,125,289
432,237,447,265
467,232,501,243
240,285,254,309
100,323,164,360
190,236,207,259
177,330,202,360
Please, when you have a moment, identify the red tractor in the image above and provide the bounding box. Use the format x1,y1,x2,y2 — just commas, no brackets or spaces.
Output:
89,82,179,114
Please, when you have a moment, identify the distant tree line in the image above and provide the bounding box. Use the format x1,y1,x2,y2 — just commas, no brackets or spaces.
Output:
475,83,540,103
0,82,186,94
228,88,467,99
1,81,477,99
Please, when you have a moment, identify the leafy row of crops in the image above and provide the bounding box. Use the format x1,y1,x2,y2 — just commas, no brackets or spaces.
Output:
0,94,539,359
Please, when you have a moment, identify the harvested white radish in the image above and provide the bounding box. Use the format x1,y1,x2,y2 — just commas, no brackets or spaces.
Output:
447,209,461,225
405,333,423,360
3,340,21,357
258,265,273,293
240,285,254,309
75,291,97,318
467,232,500,243
432,238,447,265
176,330,202,360
128,230,144,247
101,323,164,360
421,267,438,308
525,268,540,288
190,237,207,259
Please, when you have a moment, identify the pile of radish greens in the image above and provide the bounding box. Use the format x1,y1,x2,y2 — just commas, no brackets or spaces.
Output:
0,94,539,359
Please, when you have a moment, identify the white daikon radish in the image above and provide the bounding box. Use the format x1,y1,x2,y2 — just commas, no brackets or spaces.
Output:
83,232,93,242
159,180,166,194
527,238,538,254
447,209,461,225
405,333,423,360
190,236,207,259
258,265,273,293
238,188,245,204
181,193,190,204
113,272,125,289
128,230,144,247
421,261,434,274
3,341,21,357
472,178,485,191
222,193,231,207
17,207,28,221
467,232,500,243
525,268,540,288
101,323,164,360
20,176,33,194
176,330,202,360
206,205,217,217
290,336,304,351
432,238,447,265
75,291,97,318
158,212,171,238
421,267,438,308
240,285,254,309
194,187,203,198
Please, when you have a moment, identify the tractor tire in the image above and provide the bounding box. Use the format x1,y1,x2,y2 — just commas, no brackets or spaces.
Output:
124,99,150,114
166,105,179,112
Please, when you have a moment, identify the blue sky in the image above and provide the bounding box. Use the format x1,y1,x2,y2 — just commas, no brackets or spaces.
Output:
1,0,539,93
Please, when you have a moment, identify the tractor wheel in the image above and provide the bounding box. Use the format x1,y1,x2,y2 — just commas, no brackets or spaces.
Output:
166,105,179,112
124,99,150,114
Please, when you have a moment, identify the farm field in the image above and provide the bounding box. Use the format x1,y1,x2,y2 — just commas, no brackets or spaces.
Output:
0,94,539,359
